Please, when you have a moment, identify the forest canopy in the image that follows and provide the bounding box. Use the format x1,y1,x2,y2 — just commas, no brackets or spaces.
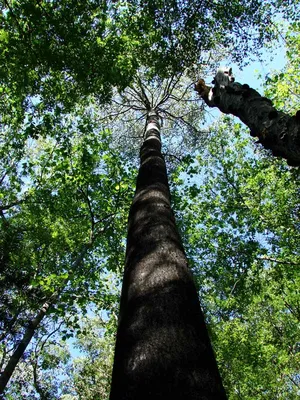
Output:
0,0,299,399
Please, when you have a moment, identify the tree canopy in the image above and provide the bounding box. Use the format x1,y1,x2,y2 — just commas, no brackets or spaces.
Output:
0,0,299,398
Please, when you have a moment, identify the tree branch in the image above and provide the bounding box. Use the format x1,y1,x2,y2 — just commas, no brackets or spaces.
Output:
195,70,300,166
257,255,299,266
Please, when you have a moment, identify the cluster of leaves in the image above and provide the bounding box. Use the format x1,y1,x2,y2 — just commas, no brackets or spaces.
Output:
0,0,139,108
171,117,300,399
4,313,118,400
0,101,136,396
264,22,300,113
123,0,277,74
0,0,289,116
65,314,117,400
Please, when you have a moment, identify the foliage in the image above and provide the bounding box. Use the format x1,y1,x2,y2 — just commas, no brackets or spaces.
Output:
0,102,135,396
66,314,117,400
0,0,299,397
171,117,300,399
4,326,71,400
264,22,300,113
0,0,286,118
3,313,118,399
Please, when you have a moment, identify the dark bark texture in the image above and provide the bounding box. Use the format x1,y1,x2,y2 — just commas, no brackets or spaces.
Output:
110,111,227,400
195,77,300,166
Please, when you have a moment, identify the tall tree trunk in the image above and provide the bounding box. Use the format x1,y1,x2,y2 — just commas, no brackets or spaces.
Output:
110,110,227,400
195,74,300,166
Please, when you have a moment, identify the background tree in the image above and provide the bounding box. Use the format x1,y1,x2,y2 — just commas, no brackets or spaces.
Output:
172,117,300,398
0,105,135,392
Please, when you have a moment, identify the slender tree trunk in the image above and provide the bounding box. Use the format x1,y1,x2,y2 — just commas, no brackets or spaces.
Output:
110,110,227,399
0,244,90,395
195,75,300,166
0,299,52,395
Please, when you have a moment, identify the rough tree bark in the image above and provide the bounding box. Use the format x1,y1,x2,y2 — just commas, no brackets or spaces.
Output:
109,110,227,400
195,68,300,166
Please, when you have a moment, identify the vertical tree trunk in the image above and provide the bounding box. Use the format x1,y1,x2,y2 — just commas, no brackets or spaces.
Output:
110,110,227,399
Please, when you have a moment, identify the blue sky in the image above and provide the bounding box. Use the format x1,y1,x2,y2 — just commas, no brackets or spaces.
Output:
234,47,286,91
